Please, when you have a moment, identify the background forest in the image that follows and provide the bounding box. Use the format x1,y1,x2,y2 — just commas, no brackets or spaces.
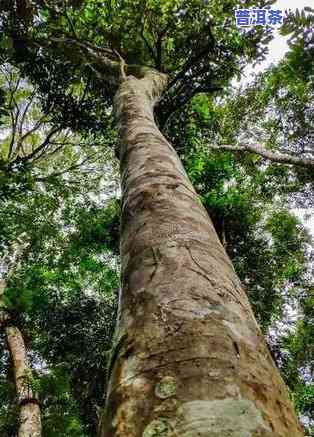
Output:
0,0,313,436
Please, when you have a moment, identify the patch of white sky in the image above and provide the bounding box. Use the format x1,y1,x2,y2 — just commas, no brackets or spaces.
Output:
238,0,314,236
241,0,312,80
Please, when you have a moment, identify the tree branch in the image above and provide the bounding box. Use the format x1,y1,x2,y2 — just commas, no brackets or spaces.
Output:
20,126,62,163
8,107,19,160
35,153,98,182
7,78,22,160
19,113,49,145
37,36,121,85
166,24,216,92
207,143,314,168
37,36,162,85
64,7,78,39
156,33,163,71
140,22,158,67
114,50,127,82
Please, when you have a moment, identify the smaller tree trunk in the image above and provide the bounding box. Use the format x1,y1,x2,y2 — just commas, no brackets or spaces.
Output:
1,264,41,436
5,325,42,437
0,280,41,437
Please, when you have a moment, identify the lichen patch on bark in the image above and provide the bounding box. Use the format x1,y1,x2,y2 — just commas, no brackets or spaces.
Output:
175,399,273,436
155,376,177,399
142,418,173,437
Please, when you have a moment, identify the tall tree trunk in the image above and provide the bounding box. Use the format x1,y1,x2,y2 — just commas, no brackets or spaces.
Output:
1,281,42,437
100,73,303,436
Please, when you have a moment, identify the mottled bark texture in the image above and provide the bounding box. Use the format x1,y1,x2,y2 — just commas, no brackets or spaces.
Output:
6,325,42,437
100,72,304,436
1,280,41,437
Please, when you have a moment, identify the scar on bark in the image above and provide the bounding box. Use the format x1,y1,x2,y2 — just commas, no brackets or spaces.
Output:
106,333,134,383
185,245,216,287
187,266,214,286
19,397,40,407
149,247,162,283
186,246,249,313
233,341,240,358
